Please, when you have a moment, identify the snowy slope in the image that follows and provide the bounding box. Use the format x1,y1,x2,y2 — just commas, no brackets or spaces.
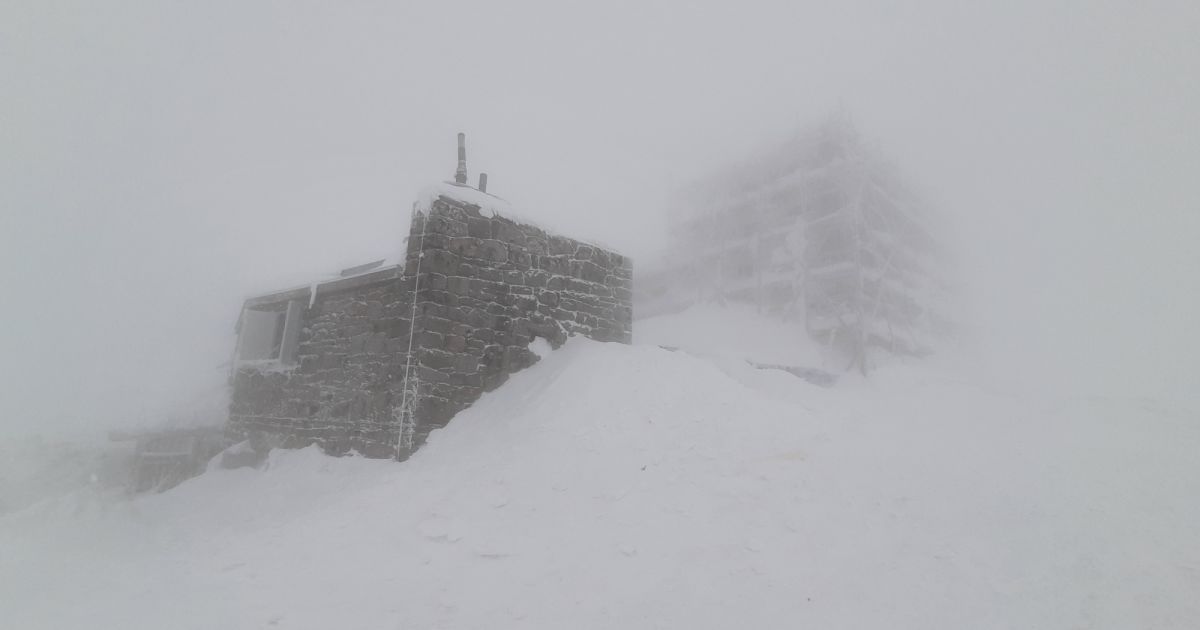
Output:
636,303,827,367
2,316,1198,629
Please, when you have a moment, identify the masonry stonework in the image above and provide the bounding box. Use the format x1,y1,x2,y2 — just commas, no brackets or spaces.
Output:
228,188,632,459
228,269,414,457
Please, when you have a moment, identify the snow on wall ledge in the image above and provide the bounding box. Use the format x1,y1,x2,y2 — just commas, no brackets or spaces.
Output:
228,189,633,459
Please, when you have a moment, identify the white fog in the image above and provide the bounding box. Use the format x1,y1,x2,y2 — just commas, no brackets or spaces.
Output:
1,2,1198,628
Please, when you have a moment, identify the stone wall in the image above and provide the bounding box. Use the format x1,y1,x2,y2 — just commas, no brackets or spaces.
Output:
227,187,632,459
228,268,414,457
402,194,633,449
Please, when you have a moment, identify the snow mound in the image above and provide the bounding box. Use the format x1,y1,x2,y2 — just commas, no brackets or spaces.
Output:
3,336,1198,628
637,303,827,367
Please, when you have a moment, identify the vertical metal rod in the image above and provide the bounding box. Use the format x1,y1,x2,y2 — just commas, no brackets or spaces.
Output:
396,210,428,461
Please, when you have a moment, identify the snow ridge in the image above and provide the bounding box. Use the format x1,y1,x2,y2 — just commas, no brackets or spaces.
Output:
2,314,1198,629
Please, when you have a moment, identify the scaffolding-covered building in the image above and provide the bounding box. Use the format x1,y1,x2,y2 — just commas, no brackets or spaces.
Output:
640,117,950,372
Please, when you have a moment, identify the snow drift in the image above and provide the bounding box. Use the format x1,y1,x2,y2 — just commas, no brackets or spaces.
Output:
2,309,1197,629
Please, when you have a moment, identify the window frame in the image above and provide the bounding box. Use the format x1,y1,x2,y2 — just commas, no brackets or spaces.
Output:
235,299,304,368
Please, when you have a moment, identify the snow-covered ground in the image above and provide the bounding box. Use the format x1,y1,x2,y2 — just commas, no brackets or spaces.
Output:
637,303,827,367
0,435,133,515
2,309,1198,629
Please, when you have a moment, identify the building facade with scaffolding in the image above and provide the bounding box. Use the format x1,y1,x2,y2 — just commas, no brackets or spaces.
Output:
639,117,948,372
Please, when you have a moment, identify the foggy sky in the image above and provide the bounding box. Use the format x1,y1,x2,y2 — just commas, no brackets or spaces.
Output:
3,1,1198,435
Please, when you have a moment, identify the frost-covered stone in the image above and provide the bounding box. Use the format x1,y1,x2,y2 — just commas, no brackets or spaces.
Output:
228,188,632,459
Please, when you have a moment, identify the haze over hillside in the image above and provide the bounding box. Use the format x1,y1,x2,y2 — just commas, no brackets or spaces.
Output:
3,2,1198,436
2,2,1198,628
3,310,1197,628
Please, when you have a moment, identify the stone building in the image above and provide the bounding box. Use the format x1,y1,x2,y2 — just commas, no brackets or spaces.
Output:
227,150,632,459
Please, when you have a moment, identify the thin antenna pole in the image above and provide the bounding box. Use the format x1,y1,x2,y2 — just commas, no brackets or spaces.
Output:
396,210,429,460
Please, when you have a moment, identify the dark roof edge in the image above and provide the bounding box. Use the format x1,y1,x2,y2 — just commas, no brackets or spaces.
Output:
243,265,404,308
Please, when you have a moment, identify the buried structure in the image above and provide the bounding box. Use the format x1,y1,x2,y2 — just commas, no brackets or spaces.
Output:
227,140,633,459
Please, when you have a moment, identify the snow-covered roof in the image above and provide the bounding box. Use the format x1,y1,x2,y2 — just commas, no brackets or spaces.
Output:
244,180,624,308
243,256,405,306
415,181,515,219
415,181,624,255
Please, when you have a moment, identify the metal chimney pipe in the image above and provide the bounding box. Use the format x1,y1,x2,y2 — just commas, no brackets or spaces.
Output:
478,172,488,193
454,133,468,184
